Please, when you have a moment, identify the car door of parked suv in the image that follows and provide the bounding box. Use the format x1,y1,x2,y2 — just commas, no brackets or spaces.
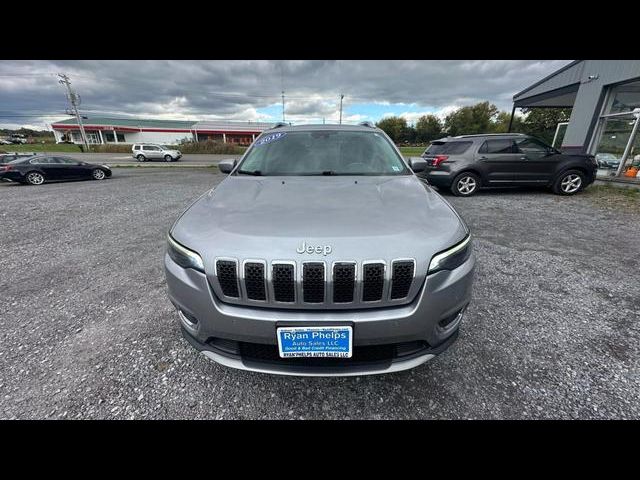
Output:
514,137,560,183
476,138,527,184
143,145,161,160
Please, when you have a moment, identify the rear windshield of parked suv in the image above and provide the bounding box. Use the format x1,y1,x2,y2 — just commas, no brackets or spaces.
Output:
424,141,472,155
236,130,410,176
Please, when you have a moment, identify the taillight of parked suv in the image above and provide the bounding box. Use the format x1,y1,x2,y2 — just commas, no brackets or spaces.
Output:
431,155,449,167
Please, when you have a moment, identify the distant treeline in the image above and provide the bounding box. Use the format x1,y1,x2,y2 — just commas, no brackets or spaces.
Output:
375,102,572,146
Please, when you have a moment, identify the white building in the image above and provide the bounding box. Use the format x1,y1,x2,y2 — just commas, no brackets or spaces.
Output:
50,117,275,146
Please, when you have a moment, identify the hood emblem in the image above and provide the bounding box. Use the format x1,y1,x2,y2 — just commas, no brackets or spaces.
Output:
296,241,332,256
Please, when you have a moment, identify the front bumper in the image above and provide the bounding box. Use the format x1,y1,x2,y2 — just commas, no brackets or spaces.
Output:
164,253,475,376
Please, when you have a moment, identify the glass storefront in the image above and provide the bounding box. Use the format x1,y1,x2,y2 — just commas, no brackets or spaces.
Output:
592,79,640,180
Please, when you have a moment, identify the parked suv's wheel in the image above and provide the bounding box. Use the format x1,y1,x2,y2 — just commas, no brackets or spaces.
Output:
137,155,146,162
26,171,45,185
164,155,174,162
92,168,106,180
451,172,480,197
553,169,585,195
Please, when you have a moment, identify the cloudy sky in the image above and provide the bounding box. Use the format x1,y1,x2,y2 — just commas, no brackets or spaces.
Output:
0,60,570,130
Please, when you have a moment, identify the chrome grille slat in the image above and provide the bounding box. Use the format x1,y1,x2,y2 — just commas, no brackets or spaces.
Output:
272,262,296,303
302,262,325,303
216,259,240,298
362,262,385,302
244,261,267,301
333,262,356,303
390,259,415,300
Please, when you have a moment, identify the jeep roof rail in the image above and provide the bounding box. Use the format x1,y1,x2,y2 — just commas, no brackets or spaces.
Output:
358,121,376,128
455,133,526,138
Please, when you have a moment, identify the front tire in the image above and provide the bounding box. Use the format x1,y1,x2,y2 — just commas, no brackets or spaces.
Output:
164,155,174,162
137,155,146,162
451,172,480,197
92,168,106,180
553,169,585,195
25,171,45,185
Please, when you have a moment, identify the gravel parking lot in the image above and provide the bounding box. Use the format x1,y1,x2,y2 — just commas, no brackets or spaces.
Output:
1,168,638,419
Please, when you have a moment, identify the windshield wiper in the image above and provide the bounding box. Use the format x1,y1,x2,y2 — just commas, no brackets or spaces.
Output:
300,171,340,176
236,169,263,176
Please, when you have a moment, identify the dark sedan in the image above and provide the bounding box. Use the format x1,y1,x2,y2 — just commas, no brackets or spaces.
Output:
0,155,112,185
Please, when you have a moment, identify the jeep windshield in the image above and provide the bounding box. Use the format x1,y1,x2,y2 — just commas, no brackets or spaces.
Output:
235,130,410,176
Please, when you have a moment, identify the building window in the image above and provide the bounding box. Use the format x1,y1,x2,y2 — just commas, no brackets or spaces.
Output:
116,132,125,142
591,78,640,180
604,80,640,115
103,131,115,142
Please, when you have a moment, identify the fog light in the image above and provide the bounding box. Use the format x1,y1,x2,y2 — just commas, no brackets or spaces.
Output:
178,309,198,327
438,306,466,329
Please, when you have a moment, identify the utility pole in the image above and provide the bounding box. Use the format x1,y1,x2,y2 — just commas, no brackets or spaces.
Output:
281,91,285,122
58,73,90,151
339,94,344,124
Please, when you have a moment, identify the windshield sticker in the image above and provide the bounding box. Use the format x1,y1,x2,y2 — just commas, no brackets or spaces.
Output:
255,132,287,146
392,166,400,172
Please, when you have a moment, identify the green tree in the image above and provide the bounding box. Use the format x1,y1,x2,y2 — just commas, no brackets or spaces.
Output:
520,108,572,144
491,111,524,133
444,101,500,136
415,115,443,143
375,116,409,143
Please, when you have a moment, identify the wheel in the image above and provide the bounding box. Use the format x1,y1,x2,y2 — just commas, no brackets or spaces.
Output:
553,169,585,195
164,155,174,162
25,171,45,185
451,172,480,197
92,168,106,180
137,155,146,162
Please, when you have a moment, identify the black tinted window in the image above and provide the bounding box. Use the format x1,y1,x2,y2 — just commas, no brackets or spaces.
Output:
425,141,472,155
515,137,550,154
480,139,516,154
54,157,75,164
29,157,50,164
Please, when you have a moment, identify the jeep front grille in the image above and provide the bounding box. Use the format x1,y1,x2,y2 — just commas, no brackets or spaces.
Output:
216,259,239,298
390,260,415,300
211,257,420,309
302,262,325,303
244,261,266,301
362,263,385,302
272,263,295,303
332,262,356,303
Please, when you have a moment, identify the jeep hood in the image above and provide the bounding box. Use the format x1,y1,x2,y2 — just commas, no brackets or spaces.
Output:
171,175,468,267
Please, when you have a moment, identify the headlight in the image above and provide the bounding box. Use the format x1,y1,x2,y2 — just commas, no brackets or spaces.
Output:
167,234,205,272
428,235,472,274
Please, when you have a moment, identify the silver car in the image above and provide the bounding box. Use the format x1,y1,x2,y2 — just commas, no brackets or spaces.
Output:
164,123,475,376
132,143,182,162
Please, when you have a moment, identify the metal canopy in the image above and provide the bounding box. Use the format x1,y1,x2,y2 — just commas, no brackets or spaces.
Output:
513,83,580,109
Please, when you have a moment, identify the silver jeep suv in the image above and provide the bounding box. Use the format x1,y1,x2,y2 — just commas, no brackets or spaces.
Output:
132,143,182,162
164,123,475,376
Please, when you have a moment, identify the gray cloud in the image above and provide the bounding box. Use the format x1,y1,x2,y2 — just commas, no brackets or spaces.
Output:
0,60,569,129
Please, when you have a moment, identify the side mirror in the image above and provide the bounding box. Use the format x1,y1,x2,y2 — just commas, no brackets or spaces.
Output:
218,158,237,174
408,157,427,173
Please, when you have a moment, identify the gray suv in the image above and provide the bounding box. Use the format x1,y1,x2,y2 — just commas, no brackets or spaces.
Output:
419,133,597,196
132,143,182,162
164,123,475,376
